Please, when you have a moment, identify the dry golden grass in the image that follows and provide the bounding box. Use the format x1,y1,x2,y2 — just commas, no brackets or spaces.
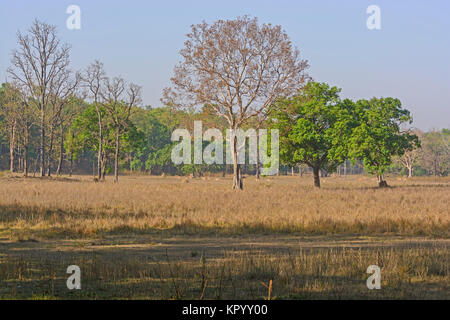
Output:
0,174,448,299
0,174,448,239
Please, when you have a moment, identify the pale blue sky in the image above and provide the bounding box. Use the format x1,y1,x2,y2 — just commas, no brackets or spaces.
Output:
1,0,449,130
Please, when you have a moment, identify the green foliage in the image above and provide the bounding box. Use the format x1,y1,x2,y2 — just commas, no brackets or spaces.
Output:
68,103,144,163
0,81,440,181
348,98,419,177
130,107,174,173
269,82,353,172
66,104,104,159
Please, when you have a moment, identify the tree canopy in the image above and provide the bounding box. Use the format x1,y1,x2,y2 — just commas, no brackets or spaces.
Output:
269,82,354,187
348,97,419,187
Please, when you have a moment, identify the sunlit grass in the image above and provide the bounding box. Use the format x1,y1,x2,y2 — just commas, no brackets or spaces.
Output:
0,174,448,299
0,174,448,239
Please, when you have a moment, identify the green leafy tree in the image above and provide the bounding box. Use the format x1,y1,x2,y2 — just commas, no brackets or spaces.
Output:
67,103,114,177
68,102,146,178
269,82,354,187
130,107,175,174
348,98,419,187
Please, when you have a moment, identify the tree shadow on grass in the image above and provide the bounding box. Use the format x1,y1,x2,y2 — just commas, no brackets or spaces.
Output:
321,182,450,192
0,201,448,243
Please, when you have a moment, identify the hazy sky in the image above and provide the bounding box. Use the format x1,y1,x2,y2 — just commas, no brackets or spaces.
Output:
1,0,449,130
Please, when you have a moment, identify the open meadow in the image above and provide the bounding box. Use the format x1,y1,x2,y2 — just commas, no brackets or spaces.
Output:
0,174,448,299
1,4,450,305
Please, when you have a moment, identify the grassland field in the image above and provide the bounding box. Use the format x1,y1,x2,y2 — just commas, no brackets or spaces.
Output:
0,173,448,299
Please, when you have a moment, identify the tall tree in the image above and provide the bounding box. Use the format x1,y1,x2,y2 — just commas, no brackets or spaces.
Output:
163,16,309,189
269,82,354,188
348,98,419,187
83,61,107,180
46,68,80,176
66,103,112,177
101,77,141,182
8,20,72,176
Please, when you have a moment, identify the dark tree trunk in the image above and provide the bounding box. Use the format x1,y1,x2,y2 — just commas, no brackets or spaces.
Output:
313,166,321,188
377,174,388,188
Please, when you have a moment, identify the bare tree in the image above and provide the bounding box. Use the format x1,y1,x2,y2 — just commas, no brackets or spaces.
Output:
419,130,450,176
46,68,80,176
163,16,309,189
101,76,141,182
8,20,72,176
399,148,418,178
83,60,107,180
394,128,421,178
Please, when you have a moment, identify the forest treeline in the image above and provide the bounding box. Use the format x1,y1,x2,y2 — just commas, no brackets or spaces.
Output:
1,83,448,180
0,18,449,188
